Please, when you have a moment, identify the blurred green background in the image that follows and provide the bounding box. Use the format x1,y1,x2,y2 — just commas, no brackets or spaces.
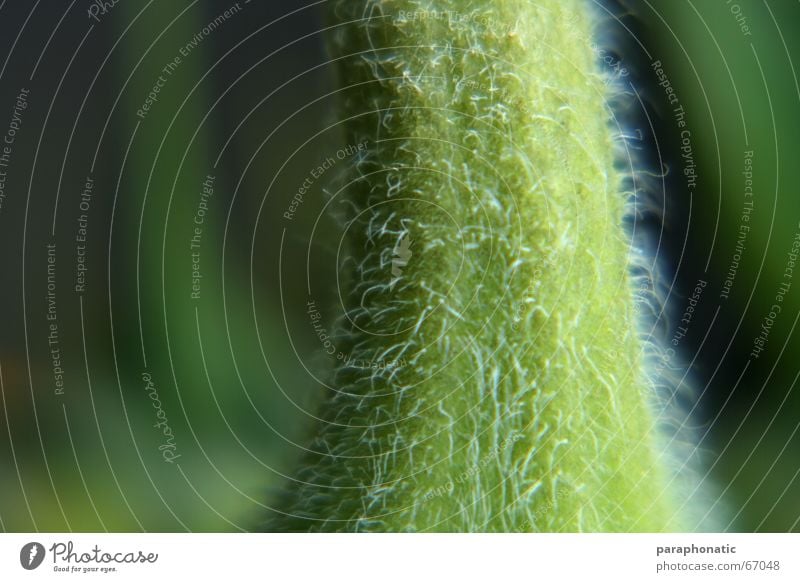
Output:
0,0,798,531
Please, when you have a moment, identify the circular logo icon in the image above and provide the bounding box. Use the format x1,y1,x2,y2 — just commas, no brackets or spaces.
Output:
19,542,45,570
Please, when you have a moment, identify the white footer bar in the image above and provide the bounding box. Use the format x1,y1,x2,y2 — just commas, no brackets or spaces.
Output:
1,533,797,581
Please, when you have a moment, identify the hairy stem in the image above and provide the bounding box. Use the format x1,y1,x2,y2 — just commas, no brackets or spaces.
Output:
271,0,680,532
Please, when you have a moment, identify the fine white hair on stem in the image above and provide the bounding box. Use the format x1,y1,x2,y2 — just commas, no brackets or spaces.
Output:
590,0,724,530
269,0,697,532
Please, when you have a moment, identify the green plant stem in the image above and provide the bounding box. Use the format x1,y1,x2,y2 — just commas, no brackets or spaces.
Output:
271,0,681,532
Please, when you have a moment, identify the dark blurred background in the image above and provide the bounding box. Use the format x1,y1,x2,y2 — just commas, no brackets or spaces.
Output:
0,0,797,531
